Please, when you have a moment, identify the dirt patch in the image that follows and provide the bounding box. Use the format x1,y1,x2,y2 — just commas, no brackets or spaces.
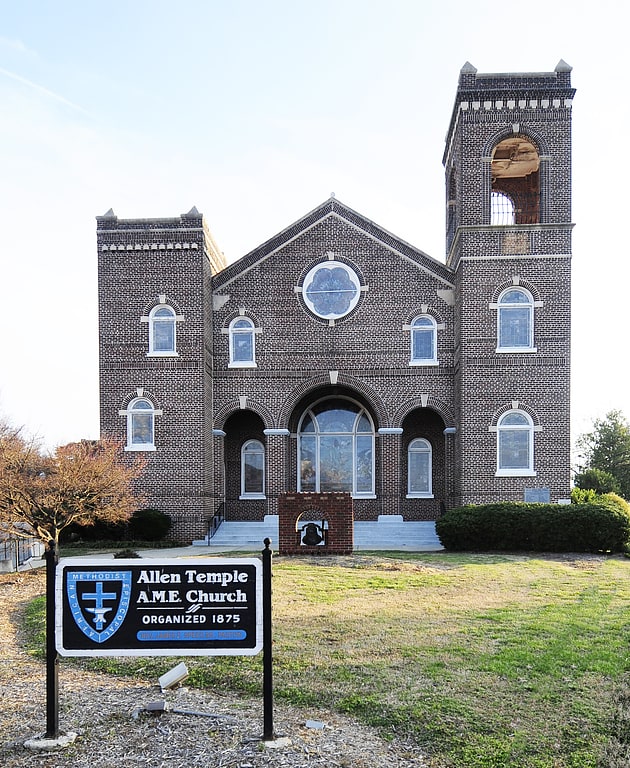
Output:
0,570,428,767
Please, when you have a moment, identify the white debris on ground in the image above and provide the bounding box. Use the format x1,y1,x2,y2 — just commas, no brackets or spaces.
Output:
0,571,428,767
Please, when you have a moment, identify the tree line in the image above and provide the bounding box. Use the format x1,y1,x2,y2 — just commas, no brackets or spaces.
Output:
575,410,630,500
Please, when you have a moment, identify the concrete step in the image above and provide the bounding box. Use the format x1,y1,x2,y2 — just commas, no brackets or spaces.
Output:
196,515,442,552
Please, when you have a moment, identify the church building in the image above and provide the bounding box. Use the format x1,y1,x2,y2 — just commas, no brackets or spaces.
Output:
97,62,575,544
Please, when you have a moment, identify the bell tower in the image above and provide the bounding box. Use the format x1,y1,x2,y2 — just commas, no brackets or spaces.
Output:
444,61,575,505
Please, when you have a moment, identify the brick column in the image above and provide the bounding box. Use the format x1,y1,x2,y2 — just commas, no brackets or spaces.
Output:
263,429,290,517
211,429,226,521
443,427,456,511
377,428,403,517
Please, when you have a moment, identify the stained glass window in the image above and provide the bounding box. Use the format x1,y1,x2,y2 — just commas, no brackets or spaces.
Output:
150,306,176,353
498,289,533,350
229,317,256,366
241,440,265,497
411,316,437,363
126,398,157,450
497,411,533,473
408,438,432,496
302,261,361,320
298,398,374,496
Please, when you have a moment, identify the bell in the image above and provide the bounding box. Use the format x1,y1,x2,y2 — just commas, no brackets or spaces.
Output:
301,522,323,546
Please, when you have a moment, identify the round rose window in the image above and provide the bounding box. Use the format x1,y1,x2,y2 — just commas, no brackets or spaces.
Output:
302,261,361,320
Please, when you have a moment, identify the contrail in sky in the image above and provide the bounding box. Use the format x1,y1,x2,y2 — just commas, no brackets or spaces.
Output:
0,67,88,114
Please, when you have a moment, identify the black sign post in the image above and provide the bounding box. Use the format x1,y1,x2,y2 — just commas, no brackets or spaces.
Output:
262,538,274,740
51,550,274,740
45,541,60,739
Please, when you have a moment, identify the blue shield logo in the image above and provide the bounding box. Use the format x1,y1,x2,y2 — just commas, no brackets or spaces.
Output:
67,570,132,644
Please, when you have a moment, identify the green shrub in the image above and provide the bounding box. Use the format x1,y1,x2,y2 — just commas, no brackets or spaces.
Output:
60,517,127,543
571,486,598,504
574,467,621,495
127,508,172,541
436,496,630,553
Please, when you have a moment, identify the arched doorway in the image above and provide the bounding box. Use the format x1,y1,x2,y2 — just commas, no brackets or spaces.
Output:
400,408,446,520
223,410,266,520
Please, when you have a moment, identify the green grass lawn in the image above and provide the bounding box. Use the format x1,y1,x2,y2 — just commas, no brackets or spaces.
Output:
27,552,630,767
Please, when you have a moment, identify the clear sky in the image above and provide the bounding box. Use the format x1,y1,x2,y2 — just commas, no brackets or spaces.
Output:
0,0,625,455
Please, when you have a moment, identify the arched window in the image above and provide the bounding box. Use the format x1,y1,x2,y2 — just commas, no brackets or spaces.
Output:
148,305,177,354
241,440,265,498
496,410,534,475
229,317,256,367
491,137,540,224
122,398,159,451
407,438,433,497
497,288,534,351
410,315,437,365
490,191,515,225
298,398,374,497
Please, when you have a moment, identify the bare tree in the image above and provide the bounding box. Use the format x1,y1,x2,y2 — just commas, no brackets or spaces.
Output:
0,426,145,548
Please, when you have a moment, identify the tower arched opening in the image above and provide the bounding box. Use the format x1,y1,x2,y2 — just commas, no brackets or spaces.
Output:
491,137,540,224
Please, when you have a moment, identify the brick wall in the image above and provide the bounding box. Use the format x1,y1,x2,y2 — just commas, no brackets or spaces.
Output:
277,493,353,555
444,62,574,506
97,64,574,543
97,209,224,542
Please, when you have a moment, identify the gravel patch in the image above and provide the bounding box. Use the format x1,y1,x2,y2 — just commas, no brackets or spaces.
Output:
0,570,428,767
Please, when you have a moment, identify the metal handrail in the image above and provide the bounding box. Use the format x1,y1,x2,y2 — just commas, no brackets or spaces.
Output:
207,503,225,539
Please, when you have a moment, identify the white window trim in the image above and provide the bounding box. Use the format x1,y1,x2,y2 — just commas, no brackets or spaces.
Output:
141,305,184,358
406,438,434,498
495,469,537,477
491,289,541,353
228,317,259,368
297,398,375,498
490,411,542,477
301,260,362,320
403,315,443,367
495,346,538,355
119,398,163,452
240,439,266,499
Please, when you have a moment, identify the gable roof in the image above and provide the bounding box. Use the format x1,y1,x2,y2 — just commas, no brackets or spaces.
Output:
212,197,454,289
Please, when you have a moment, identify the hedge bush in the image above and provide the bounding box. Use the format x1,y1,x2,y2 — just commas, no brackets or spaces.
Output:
60,517,128,543
435,494,630,553
127,508,172,541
